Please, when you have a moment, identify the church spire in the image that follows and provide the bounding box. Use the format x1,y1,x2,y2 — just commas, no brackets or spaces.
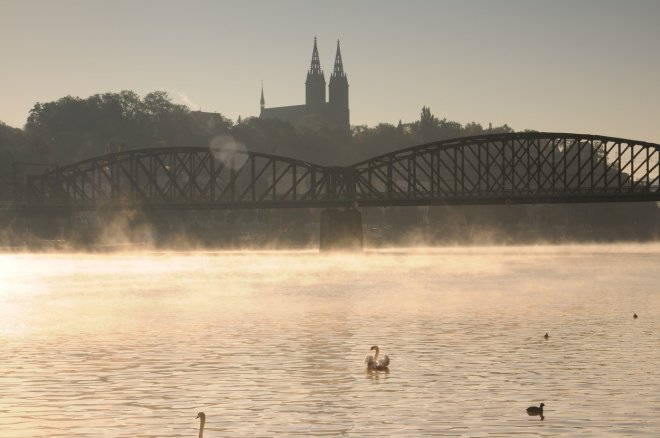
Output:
309,36,323,75
305,36,326,107
332,40,345,78
328,38,349,132
260,83,265,111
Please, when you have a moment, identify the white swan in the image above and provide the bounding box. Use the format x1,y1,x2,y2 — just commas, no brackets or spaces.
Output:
196,412,205,438
365,345,390,371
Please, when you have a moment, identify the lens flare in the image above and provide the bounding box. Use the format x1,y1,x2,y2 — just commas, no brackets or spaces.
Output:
209,134,248,170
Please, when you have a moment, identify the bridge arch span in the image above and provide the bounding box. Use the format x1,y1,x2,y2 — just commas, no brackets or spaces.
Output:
27,146,347,210
351,132,660,206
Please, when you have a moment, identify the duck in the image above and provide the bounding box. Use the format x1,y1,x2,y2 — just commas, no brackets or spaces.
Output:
634,313,638,319
526,403,545,416
365,345,390,371
543,333,549,340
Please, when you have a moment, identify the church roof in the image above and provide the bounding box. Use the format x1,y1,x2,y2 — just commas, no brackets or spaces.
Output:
260,105,308,124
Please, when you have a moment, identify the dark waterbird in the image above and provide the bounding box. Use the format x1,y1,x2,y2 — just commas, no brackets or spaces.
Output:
543,333,549,340
526,403,545,416
196,412,206,438
634,313,638,319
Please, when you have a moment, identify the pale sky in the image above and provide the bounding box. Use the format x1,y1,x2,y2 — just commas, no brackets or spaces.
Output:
1,0,659,142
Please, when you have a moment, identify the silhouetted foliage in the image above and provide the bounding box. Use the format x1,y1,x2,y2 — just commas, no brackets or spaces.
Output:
12,94,516,169
231,117,300,157
350,123,408,161
22,91,223,164
349,106,513,163
0,122,26,198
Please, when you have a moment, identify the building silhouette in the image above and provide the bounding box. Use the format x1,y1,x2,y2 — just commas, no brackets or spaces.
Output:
260,38,349,134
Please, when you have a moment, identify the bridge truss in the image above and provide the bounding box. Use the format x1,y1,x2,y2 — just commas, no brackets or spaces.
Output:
22,132,660,211
352,132,660,206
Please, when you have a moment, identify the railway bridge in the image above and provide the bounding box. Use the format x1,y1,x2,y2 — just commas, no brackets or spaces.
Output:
14,132,660,249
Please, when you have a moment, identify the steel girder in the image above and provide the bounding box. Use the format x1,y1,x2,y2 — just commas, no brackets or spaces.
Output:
25,147,352,210
23,132,660,211
351,132,660,206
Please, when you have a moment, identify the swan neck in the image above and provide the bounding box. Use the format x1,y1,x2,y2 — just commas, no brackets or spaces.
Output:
373,347,379,361
198,417,205,438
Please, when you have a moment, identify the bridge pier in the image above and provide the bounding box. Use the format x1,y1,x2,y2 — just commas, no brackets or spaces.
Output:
319,208,363,252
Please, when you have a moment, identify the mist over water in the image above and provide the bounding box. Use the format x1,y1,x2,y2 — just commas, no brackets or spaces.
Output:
1,245,659,436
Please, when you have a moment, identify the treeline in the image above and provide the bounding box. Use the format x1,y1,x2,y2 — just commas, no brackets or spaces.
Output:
0,90,514,199
1,90,658,245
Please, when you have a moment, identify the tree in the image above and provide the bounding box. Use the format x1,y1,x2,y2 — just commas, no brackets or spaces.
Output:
351,123,411,160
22,91,222,162
15,91,526,177
418,106,440,141
0,122,26,199
231,117,300,157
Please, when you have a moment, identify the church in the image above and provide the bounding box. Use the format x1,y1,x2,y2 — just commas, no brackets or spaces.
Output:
259,38,350,134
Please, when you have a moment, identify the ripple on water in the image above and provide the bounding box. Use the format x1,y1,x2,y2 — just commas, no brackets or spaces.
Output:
1,245,659,436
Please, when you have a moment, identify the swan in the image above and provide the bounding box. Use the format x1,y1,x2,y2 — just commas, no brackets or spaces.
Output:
365,345,390,371
196,412,205,438
526,403,545,416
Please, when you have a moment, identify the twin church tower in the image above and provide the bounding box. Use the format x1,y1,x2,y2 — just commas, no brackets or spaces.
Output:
260,38,350,133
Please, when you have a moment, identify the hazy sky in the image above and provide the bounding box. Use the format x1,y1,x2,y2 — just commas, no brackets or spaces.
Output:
1,0,659,142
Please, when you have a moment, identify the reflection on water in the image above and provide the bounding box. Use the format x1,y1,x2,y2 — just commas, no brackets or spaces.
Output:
365,369,390,381
0,245,659,437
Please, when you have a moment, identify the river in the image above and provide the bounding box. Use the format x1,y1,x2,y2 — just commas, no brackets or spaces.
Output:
1,245,658,437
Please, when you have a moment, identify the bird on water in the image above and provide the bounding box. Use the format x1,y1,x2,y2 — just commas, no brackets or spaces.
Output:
365,345,390,371
196,412,206,438
526,403,545,416
543,333,549,340
634,313,638,319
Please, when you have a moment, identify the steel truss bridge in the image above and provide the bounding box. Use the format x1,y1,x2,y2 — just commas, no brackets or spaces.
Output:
21,132,660,212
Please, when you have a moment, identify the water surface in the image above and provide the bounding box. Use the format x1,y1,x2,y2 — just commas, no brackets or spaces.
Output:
1,245,658,436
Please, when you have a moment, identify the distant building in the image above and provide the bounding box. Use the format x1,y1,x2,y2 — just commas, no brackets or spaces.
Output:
260,37,350,134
